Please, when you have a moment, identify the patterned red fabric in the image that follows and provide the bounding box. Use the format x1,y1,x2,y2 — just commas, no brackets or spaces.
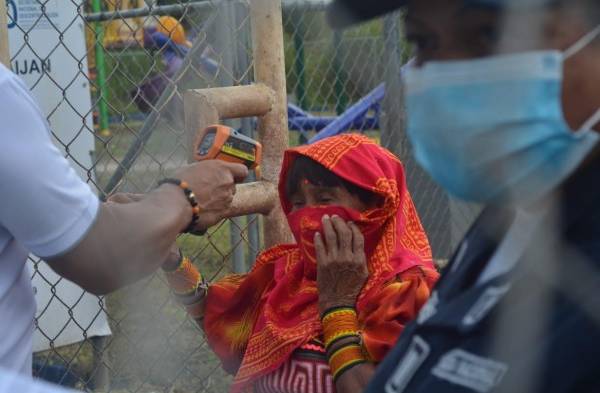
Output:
203,134,438,393
255,355,334,393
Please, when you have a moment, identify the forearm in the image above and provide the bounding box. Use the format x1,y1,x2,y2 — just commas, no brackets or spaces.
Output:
163,254,208,329
48,186,191,294
336,362,376,393
45,159,246,295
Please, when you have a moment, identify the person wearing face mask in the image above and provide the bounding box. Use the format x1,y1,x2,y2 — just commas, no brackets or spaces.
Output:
327,0,600,392
159,134,438,393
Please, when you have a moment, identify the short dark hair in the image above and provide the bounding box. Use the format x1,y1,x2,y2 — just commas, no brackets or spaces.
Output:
285,155,379,206
550,0,600,25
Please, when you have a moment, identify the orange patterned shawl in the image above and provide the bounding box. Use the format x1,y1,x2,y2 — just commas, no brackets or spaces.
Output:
203,134,438,392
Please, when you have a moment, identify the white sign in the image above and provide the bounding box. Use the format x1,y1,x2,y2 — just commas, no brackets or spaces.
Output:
8,0,111,352
8,0,60,30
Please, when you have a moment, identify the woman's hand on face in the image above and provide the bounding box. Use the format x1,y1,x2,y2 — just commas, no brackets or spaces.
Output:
314,215,368,314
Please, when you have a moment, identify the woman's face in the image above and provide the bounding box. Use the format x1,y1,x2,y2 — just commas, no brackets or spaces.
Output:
288,181,369,213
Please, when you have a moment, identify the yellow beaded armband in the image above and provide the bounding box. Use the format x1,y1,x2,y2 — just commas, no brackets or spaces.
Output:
328,343,367,382
164,256,207,297
321,307,361,348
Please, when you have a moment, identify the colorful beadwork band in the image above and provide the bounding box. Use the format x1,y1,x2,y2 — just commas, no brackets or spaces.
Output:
322,307,360,348
328,343,367,382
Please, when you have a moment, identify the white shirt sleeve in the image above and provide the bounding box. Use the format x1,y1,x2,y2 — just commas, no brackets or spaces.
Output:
0,68,99,258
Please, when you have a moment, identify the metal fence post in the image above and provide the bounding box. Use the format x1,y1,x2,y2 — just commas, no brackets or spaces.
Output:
91,0,111,137
381,14,404,153
0,0,10,68
250,0,292,247
233,2,261,268
213,0,246,274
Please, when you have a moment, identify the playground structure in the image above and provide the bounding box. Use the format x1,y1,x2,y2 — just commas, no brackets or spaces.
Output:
86,0,384,143
87,1,217,136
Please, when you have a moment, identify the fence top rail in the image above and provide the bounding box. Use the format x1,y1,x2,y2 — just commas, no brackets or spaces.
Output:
84,0,330,23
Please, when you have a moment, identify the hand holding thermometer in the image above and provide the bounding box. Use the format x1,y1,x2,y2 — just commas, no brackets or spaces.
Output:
193,125,262,175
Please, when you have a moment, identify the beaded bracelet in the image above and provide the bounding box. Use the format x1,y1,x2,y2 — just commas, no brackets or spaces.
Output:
320,306,367,381
163,255,207,296
321,307,361,348
328,343,367,382
163,254,209,323
158,178,201,234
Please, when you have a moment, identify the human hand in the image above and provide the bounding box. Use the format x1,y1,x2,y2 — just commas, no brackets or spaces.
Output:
314,215,368,315
173,160,248,230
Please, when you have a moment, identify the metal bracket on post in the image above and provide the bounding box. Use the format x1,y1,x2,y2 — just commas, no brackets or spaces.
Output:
184,0,292,248
249,0,292,247
184,84,280,218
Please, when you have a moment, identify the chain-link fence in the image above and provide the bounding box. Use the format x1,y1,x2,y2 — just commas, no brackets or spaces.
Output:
4,1,479,392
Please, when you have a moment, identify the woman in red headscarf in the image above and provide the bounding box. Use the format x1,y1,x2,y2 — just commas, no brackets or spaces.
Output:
162,134,438,393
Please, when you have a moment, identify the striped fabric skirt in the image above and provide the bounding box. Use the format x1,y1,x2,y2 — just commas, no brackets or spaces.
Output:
255,341,335,393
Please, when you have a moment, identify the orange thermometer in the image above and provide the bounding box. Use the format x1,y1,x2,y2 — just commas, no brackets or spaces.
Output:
194,125,262,172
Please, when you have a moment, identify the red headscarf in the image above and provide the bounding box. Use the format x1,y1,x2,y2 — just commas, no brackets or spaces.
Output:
203,134,437,392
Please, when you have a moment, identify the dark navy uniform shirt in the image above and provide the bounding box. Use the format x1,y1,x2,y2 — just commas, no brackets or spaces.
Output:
366,154,600,393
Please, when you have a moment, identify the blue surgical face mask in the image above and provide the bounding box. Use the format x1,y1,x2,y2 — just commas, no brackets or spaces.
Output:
403,26,600,205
